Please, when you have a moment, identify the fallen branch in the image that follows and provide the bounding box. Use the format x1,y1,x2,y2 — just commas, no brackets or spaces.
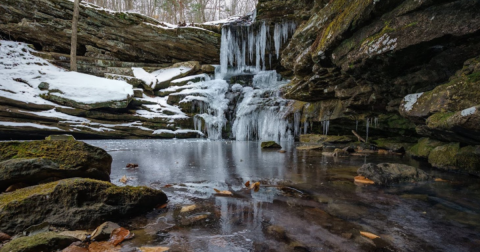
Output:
352,130,366,143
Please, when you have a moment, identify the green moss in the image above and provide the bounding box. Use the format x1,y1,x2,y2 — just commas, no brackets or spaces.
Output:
261,141,282,149
409,138,445,158
0,140,108,170
0,182,56,208
428,143,460,169
0,232,76,252
467,72,480,83
426,112,455,129
455,146,480,174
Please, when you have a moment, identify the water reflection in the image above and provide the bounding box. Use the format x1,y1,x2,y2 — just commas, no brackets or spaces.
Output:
85,139,480,252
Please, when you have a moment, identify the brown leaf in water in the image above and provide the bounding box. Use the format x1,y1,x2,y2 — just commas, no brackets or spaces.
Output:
180,204,196,213
163,184,173,188
214,188,233,196
156,203,168,209
354,176,375,184
119,175,128,184
62,244,88,252
434,178,448,182
377,149,389,155
251,182,260,192
360,231,380,240
244,181,250,187
108,227,130,246
138,247,170,252
88,241,120,252
0,231,11,241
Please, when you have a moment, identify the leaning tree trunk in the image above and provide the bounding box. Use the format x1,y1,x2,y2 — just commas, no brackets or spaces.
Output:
70,0,81,71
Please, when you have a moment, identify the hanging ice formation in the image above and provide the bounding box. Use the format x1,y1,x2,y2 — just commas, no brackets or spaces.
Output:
169,17,297,141
322,120,330,136
366,118,370,143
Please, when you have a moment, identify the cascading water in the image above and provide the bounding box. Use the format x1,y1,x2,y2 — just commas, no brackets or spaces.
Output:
170,16,297,141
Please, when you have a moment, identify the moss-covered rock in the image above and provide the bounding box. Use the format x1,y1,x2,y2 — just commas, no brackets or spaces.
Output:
373,138,413,153
455,146,480,176
0,140,112,191
300,134,352,144
0,178,167,235
409,138,445,159
45,134,76,141
0,232,77,252
428,143,460,170
261,141,282,149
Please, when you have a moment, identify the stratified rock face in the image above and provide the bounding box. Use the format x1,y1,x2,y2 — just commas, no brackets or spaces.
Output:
0,140,112,190
273,0,480,121
0,178,168,234
0,0,220,64
358,163,429,185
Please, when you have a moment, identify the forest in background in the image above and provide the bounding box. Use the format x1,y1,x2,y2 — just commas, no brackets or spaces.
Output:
83,0,258,23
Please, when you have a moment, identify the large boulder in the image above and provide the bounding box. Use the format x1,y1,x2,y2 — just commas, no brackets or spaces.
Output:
408,138,445,159
427,143,480,176
0,178,168,234
358,163,429,185
0,140,112,191
0,232,77,252
0,0,220,64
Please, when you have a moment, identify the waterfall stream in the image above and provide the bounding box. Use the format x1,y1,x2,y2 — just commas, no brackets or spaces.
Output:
174,19,297,141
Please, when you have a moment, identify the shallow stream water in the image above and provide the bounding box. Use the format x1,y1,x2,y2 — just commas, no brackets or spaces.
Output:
85,139,480,252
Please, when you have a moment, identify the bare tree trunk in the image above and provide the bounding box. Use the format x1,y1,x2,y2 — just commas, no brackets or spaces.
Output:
70,0,81,72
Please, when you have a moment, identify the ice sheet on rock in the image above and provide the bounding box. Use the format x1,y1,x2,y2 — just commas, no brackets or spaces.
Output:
0,121,61,130
461,106,477,117
133,67,192,88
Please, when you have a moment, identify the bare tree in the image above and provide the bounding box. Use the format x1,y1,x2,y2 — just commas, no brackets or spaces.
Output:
70,0,81,71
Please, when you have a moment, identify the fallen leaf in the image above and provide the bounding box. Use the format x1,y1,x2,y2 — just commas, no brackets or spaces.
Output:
354,176,375,184
0,231,11,241
59,230,89,241
434,178,448,182
378,149,389,155
88,241,120,252
156,203,168,209
119,175,128,184
163,184,173,188
5,182,29,192
138,247,170,252
62,244,88,252
278,150,286,153
180,204,196,213
250,182,260,192
126,163,139,168
360,231,380,240
108,227,131,246
244,181,250,187
214,188,233,196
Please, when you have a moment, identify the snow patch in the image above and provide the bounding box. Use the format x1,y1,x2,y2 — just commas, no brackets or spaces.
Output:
403,93,424,111
0,121,61,130
461,106,476,117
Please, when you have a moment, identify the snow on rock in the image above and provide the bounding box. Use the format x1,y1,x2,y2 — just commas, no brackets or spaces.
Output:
0,40,133,108
402,93,424,111
171,74,210,85
152,129,204,136
0,121,61,131
133,67,192,88
461,106,477,117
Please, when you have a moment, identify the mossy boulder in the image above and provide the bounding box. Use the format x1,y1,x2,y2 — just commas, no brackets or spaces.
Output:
373,138,414,153
0,178,167,234
45,134,76,141
409,138,445,159
300,134,352,144
455,146,480,176
0,232,77,252
358,163,429,185
261,141,282,149
0,140,112,191
428,143,460,170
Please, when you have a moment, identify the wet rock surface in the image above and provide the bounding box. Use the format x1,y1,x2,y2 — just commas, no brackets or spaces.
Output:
0,140,112,191
0,232,77,252
358,163,429,185
0,178,167,235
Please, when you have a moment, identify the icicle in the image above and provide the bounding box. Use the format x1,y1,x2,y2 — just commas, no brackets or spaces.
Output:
294,112,301,137
374,117,378,128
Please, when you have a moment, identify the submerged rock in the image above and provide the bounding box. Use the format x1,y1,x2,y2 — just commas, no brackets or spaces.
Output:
0,178,167,234
0,232,77,252
358,163,429,185
261,141,282,149
0,140,112,191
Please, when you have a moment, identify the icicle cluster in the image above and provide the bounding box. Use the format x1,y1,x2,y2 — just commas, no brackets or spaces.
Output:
219,21,296,78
